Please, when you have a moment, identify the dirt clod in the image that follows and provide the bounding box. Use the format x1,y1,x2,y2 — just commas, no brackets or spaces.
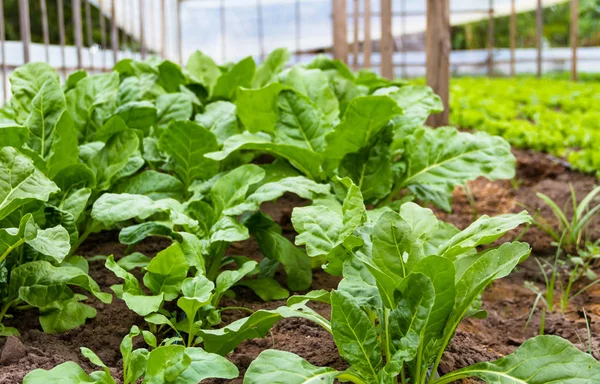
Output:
0,337,26,365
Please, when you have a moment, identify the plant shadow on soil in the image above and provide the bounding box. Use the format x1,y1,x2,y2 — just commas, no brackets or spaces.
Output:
0,148,599,383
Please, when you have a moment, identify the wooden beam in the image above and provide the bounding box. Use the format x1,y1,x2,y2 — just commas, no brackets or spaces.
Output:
571,0,578,81
426,0,449,127
177,0,183,64
99,0,107,69
140,0,146,59
363,0,371,68
40,0,50,62
536,0,542,77
257,0,265,61
161,0,167,59
488,0,494,76
352,0,359,69
18,0,30,63
85,0,94,69
73,0,83,69
332,0,348,63
295,0,301,63
111,0,118,64
0,0,6,102
510,0,516,76
58,0,66,75
401,0,406,78
220,0,226,62
380,0,393,79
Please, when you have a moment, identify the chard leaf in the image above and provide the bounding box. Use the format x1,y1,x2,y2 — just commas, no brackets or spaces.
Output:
0,124,29,147
143,243,190,301
92,193,160,223
119,222,181,245
122,292,164,317
195,101,240,145
87,129,140,190
244,349,339,384
330,291,382,383
144,345,191,383
39,294,96,333
0,147,59,220
177,275,214,322
397,127,516,211
292,204,342,258
212,56,256,101
439,211,532,260
45,112,79,178
236,83,286,134
205,133,324,181
323,95,402,172
274,90,332,152
176,347,239,383
214,261,258,302
246,212,311,291
237,278,290,301
284,67,340,125
112,170,185,201
252,48,291,88
114,100,157,135
26,224,71,262
437,335,600,384
23,361,95,384
9,62,59,124
210,164,265,214
186,51,221,93
376,85,443,128
158,121,219,188
156,93,193,129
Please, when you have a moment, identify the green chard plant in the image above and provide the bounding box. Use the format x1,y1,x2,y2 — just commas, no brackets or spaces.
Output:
22,325,238,384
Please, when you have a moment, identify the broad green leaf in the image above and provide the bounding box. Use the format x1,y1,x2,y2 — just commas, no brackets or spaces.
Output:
0,147,59,220
116,252,151,270
158,121,219,188
252,48,291,88
210,164,265,214
244,349,339,384
439,211,532,260
91,115,128,142
65,72,119,142
274,90,332,152
212,56,256,100
284,67,340,124
27,224,71,263
113,170,185,201
206,133,324,180
23,361,95,384
156,93,193,129
237,278,290,301
330,290,382,383
116,73,159,104
376,85,443,128
236,83,286,134
186,50,221,93
24,79,67,159
210,215,249,243
87,129,140,190
9,62,59,124
214,261,258,302
92,193,160,223
246,212,311,291
292,204,343,258
122,292,164,317
0,124,29,147
195,101,240,145
144,345,191,384
119,222,181,245
157,61,188,93
438,335,600,384
287,290,331,306
64,70,87,92
115,100,157,134
106,255,144,294
177,275,214,322
39,294,96,333
323,96,402,172
143,243,190,300
397,127,516,211
45,112,79,178
176,347,239,383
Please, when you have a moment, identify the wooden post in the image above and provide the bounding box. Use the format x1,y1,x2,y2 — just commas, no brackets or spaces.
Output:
18,0,30,63
100,0,107,69
510,0,516,77
352,0,358,69
58,0,66,75
73,0,83,69
257,0,265,61
426,0,449,127
220,0,226,62
0,0,6,102
571,0,578,81
85,0,94,69
380,0,393,79
295,0,301,63
40,0,50,62
363,0,371,68
177,0,183,64
161,0,166,59
332,0,348,63
139,0,146,59
488,0,494,76
111,0,118,64
401,0,406,78
536,0,542,77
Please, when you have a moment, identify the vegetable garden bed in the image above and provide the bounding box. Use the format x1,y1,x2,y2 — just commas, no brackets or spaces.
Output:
0,49,599,383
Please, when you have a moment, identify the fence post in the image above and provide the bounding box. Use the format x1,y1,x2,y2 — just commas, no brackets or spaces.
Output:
73,0,83,69
571,0,578,81
140,0,146,59
536,0,542,77
363,0,371,68
40,0,50,62
295,0,301,63
426,0,449,127
177,0,183,64
510,0,516,77
0,0,6,102
332,0,348,63
58,0,66,75
111,0,118,64
488,0,494,76
100,0,107,69
380,0,393,79
352,0,359,69
18,0,30,63
85,0,94,70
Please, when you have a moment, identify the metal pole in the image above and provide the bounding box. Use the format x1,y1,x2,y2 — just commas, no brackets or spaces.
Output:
40,0,50,62
18,0,31,63
140,0,146,59
488,0,494,76
510,0,516,77
73,0,83,69
85,0,94,70
111,0,118,64
536,0,542,77
364,0,371,68
58,0,66,76
571,0,578,81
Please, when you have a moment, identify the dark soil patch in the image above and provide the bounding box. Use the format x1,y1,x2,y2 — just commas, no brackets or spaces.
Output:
1,148,599,383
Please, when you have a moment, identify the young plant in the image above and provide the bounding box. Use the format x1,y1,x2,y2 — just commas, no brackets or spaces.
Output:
22,325,238,384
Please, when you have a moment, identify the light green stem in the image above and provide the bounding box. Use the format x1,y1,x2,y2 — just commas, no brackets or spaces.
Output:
337,373,368,384
0,238,25,265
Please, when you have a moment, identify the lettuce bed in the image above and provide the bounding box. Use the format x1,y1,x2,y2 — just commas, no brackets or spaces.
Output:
450,77,600,178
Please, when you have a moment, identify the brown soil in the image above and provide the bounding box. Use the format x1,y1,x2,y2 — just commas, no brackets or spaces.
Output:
1,148,599,383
